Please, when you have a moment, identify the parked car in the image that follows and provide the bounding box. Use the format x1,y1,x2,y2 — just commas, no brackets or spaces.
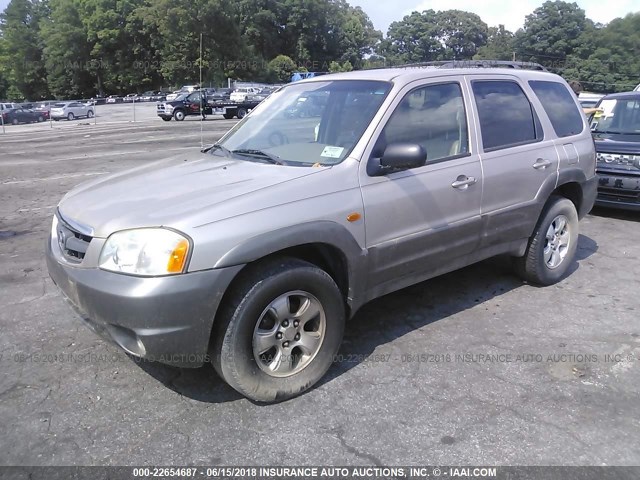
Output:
1,107,46,124
229,87,260,103
46,66,596,403
106,95,122,104
50,102,95,120
166,85,199,101
589,91,640,210
0,102,17,112
578,92,604,110
33,103,51,120
208,88,232,101
123,93,138,102
151,91,167,102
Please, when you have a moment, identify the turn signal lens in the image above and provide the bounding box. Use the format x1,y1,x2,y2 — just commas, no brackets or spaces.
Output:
167,239,189,273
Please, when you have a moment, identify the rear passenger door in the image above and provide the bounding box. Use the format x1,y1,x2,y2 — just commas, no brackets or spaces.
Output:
360,79,483,294
469,76,558,247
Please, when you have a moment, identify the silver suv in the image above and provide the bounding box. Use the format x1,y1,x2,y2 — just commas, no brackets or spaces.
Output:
46,67,597,402
50,101,94,121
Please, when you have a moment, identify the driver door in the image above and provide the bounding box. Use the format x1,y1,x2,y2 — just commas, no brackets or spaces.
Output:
359,79,483,295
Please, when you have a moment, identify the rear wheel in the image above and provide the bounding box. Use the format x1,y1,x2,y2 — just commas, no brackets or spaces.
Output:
211,258,345,403
161,117,171,122
67,112,74,121
173,109,185,121
513,196,578,286
223,113,235,120
236,108,247,119
12,118,18,125
37,116,44,122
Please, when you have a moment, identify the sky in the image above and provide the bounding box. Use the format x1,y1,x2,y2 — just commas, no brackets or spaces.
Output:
0,0,637,34
350,0,639,34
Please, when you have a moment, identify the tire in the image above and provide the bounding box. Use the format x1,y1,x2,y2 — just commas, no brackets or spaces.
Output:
513,196,579,286
161,117,171,122
87,110,94,118
67,112,74,121
173,109,185,121
223,113,234,120
211,257,345,403
12,118,18,125
236,108,247,119
37,116,44,122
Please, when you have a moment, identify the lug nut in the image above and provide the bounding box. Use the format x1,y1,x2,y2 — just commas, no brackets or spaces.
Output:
282,320,289,327
293,320,299,327
283,341,290,348
276,332,283,340
295,333,300,341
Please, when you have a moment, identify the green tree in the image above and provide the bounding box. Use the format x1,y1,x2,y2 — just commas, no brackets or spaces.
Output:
41,0,94,98
268,54,297,83
379,9,488,64
475,25,515,61
328,60,353,73
515,1,588,62
0,0,49,100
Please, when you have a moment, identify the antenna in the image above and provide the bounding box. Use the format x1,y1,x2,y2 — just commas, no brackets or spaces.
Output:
199,32,204,150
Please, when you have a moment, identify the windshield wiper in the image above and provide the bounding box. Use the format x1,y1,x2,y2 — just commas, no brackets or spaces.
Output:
231,148,284,165
205,143,233,156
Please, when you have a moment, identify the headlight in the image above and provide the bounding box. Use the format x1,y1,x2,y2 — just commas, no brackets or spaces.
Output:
99,228,190,276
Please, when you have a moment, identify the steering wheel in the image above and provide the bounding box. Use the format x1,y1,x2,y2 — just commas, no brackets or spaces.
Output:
268,131,289,147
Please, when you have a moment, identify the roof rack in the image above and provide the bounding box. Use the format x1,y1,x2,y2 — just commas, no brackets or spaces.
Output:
395,60,548,72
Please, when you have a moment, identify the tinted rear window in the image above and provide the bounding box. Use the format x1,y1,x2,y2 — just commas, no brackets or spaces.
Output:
529,80,584,138
472,80,541,151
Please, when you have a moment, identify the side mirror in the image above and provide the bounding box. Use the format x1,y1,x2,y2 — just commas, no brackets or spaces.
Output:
368,143,427,176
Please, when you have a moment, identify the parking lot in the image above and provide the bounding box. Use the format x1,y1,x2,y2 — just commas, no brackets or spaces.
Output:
1,106,640,466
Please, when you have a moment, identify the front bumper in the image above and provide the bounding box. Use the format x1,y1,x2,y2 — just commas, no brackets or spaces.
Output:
45,235,242,367
595,171,640,211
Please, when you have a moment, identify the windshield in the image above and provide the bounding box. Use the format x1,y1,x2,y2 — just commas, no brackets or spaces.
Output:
215,80,391,166
591,98,640,134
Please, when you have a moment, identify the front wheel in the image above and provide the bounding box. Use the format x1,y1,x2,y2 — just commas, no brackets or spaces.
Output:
513,196,579,286
173,109,185,121
87,110,94,118
211,258,345,403
67,112,74,121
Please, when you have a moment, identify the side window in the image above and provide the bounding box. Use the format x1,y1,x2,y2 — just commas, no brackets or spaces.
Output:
529,80,584,137
189,92,201,102
378,82,469,162
472,80,541,151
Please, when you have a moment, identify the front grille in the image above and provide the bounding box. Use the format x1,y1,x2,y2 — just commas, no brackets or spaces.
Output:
598,187,640,203
57,216,93,262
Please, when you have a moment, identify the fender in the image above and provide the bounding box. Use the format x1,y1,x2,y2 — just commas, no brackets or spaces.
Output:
214,221,369,314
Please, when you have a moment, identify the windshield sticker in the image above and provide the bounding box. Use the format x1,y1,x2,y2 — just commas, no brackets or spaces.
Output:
321,146,344,158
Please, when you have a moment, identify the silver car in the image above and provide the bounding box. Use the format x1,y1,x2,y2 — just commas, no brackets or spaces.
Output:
46,66,597,402
50,101,94,121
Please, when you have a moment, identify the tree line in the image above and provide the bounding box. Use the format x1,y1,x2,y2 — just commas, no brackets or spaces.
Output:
0,0,638,101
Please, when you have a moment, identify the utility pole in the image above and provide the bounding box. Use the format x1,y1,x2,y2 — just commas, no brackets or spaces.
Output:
512,52,516,62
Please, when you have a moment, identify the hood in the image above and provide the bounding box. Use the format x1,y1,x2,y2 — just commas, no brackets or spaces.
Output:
594,133,640,155
58,151,328,237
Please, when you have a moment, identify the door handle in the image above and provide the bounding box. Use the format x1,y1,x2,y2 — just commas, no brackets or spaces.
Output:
533,158,552,170
451,175,477,189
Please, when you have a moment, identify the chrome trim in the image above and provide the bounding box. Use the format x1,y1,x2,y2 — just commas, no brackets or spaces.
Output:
56,208,94,237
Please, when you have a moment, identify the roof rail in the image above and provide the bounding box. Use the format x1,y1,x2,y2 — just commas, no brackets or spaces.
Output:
395,60,548,72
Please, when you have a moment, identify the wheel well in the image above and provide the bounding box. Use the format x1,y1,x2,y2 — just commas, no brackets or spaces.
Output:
222,243,350,313
553,182,582,212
